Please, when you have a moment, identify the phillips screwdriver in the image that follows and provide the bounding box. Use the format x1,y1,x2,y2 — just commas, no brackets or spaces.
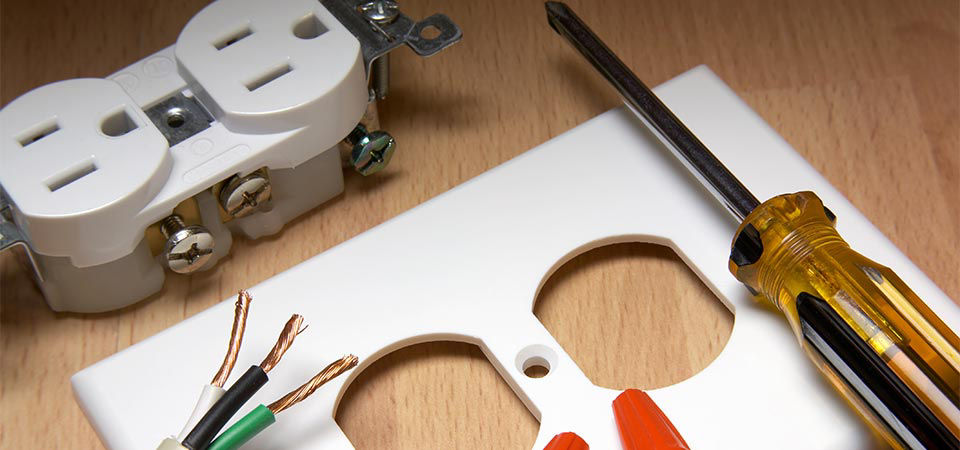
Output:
544,2,960,449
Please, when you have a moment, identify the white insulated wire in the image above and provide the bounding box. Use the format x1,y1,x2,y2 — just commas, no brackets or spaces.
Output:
156,437,188,450
176,384,226,440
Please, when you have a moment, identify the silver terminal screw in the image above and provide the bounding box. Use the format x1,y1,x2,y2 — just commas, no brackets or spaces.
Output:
346,125,396,176
219,171,272,218
160,215,215,274
359,0,400,24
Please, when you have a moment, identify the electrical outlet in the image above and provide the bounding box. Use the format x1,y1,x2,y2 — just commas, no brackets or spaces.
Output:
176,0,362,135
1,79,171,262
0,0,462,312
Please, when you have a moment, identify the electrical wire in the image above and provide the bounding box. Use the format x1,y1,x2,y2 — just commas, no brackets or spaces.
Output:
181,314,305,450
156,437,188,450
213,290,253,387
205,405,275,450
268,355,359,414
176,385,226,441
259,314,305,373
175,291,254,441
206,355,359,450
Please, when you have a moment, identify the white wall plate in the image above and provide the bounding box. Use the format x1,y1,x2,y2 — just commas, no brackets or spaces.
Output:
72,66,959,449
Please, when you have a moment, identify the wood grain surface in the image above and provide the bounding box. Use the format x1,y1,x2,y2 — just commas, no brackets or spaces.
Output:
1,0,957,448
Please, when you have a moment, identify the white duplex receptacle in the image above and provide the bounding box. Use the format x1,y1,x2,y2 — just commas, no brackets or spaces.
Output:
0,0,461,312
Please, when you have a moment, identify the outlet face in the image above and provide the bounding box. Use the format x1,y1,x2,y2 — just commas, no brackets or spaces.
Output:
0,0,405,311
0,79,171,258
177,0,363,134
0,0,366,271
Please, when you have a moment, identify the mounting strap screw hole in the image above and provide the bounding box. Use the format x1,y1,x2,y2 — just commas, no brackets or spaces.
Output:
420,24,441,39
165,108,187,128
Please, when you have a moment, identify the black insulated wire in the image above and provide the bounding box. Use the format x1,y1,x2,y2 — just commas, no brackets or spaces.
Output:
182,365,268,450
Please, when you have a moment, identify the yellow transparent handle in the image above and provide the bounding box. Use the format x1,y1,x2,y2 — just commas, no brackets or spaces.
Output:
728,191,959,448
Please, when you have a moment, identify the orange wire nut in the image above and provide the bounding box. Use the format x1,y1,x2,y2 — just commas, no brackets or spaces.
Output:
613,389,689,450
543,432,588,450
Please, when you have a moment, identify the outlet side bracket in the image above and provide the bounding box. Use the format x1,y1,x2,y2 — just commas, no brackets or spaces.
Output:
0,189,43,282
321,0,462,75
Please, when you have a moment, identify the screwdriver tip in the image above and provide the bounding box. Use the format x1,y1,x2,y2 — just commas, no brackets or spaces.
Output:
544,1,567,18
544,1,568,34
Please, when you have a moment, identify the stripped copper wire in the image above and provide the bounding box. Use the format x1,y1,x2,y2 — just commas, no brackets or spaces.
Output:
267,355,359,414
259,314,306,373
211,290,253,387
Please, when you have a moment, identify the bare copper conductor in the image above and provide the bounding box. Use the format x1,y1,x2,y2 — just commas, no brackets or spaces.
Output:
267,355,359,414
259,314,305,373
210,290,253,387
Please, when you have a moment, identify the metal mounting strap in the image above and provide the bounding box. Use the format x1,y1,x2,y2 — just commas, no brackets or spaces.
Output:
321,0,463,75
0,189,43,282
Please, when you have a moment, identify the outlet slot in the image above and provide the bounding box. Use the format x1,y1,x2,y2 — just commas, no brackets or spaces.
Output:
17,120,60,147
214,25,253,50
100,108,139,137
244,63,292,91
292,13,327,39
46,160,98,192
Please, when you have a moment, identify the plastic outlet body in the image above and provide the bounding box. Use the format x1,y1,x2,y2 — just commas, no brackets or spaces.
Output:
0,0,367,312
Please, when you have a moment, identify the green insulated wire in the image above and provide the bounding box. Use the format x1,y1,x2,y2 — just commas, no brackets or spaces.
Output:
204,355,359,449
206,404,276,450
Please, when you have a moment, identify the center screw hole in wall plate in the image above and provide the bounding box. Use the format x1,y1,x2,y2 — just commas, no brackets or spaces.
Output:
535,242,733,390
524,362,549,379
516,344,558,379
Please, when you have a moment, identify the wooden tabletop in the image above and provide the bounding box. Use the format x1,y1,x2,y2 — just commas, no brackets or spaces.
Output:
1,0,957,448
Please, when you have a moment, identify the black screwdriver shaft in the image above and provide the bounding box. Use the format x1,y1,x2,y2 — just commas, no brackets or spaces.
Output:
545,1,760,220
